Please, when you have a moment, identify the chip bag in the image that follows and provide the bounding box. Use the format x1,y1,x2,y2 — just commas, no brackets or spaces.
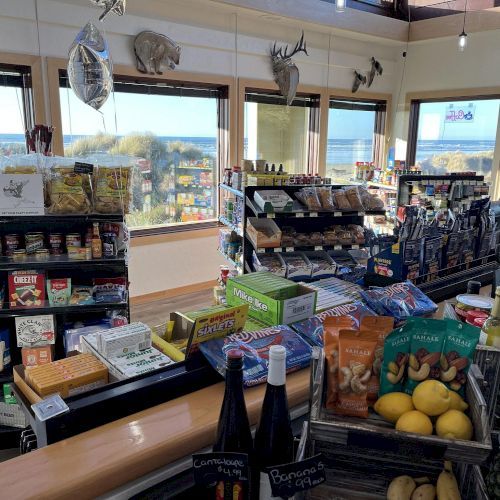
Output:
324,317,353,409
335,329,377,418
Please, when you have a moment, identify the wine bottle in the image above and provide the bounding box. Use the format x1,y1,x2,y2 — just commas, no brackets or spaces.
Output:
255,345,294,499
213,349,253,500
481,286,500,347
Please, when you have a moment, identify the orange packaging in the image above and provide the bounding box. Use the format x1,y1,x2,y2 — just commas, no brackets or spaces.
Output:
324,316,353,409
360,316,395,403
336,329,378,418
22,346,54,367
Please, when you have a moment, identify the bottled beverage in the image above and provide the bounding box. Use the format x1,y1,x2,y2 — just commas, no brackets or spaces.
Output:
467,280,481,295
271,163,276,173
481,286,500,347
213,349,253,500
254,345,294,499
278,163,284,174
265,163,270,174
91,223,102,259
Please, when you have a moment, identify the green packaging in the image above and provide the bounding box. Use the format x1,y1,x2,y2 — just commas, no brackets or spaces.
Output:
440,319,480,396
379,323,412,396
227,272,298,301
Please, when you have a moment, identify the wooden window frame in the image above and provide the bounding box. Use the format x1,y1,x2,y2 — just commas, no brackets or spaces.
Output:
47,57,236,239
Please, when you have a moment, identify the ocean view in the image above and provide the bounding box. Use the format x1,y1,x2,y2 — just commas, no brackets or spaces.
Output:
0,134,495,167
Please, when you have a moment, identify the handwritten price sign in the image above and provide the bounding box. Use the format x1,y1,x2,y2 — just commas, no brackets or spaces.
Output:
192,452,249,486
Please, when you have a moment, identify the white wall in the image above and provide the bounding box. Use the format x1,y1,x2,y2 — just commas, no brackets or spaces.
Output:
0,0,405,297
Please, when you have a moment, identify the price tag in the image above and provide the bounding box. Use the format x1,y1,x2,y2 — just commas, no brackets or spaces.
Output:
314,246,322,251
296,212,305,218
286,247,294,253
357,211,365,216
334,245,342,250
352,244,359,249
267,213,275,219
257,248,265,254
193,452,249,487
310,212,318,217
334,212,342,217
265,454,326,498
273,248,281,253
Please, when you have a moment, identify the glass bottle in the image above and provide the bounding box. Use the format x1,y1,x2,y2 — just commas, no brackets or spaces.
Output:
481,286,500,347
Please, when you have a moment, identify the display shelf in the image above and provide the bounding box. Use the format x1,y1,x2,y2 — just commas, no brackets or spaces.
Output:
0,253,127,271
367,181,397,191
218,215,243,237
246,197,385,219
176,166,213,172
219,183,244,198
247,239,365,254
218,249,242,270
0,214,124,223
0,301,128,318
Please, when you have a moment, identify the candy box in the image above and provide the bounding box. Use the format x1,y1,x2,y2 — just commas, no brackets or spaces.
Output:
22,345,54,367
8,270,45,308
15,315,55,347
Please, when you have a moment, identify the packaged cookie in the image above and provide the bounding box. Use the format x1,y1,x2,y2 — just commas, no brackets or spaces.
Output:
94,164,132,214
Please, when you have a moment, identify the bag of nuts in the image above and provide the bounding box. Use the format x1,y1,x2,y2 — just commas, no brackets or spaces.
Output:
324,316,354,409
404,318,446,395
440,319,480,397
335,329,378,418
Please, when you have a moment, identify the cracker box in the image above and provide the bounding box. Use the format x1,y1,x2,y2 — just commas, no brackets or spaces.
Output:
8,270,45,308
22,345,54,367
15,315,55,347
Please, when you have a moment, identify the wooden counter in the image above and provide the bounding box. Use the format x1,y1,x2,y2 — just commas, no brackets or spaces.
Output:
0,368,310,500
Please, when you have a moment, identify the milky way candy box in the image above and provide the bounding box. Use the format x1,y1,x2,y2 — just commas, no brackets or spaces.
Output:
8,270,45,308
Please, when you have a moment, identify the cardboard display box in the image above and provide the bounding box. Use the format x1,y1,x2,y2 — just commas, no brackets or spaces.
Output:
254,190,294,213
246,217,282,248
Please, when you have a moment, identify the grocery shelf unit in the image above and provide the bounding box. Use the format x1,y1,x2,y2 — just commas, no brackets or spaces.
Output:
0,213,130,448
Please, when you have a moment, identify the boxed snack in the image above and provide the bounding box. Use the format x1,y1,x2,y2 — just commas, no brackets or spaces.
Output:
227,272,298,300
8,270,45,308
252,252,286,277
70,286,94,305
93,277,127,304
302,252,336,279
22,345,54,367
96,322,152,358
226,272,316,325
94,164,132,214
15,315,55,347
246,217,282,248
253,190,294,213
281,253,313,281
199,325,312,387
47,278,71,306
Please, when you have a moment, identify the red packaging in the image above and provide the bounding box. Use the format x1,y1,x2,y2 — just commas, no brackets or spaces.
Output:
8,270,45,308
22,346,54,366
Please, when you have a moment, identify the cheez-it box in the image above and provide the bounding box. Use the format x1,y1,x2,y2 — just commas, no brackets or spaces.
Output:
8,270,45,308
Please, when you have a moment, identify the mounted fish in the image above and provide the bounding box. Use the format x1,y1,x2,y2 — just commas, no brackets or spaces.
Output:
134,31,181,75
367,57,383,87
67,22,113,110
90,0,126,22
270,31,308,105
352,70,367,93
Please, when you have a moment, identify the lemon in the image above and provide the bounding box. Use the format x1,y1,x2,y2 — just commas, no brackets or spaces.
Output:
374,393,415,423
396,410,433,435
448,391,469,412
436,409,473,440
412,380,451,416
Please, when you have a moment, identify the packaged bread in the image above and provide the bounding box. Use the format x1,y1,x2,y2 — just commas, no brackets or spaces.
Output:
344,186,364,210
94,164,132,214
2,154,39,174
332,190,351,210
318,187,335,210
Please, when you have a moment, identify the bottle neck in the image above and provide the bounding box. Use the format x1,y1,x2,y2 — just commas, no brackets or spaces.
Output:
491,294,500,319
267,356,286,387
225,367,244,397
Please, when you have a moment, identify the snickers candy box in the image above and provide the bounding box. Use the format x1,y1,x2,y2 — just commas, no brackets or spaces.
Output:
8,270,45,308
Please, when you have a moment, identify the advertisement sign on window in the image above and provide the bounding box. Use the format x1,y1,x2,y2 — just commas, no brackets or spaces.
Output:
445,103,475,123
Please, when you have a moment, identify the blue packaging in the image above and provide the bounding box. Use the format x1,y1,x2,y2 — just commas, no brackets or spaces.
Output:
360,281,438,323
0,328,11,370
290,301,377,347
200,325,312,387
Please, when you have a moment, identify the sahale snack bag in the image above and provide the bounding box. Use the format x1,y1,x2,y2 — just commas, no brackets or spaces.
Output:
335,329,378,418
291,301,376,347
360,316,395,403
440,319,480,396
199,325,311,387
324,316,354,409
404,318,446,395
379,323,412,396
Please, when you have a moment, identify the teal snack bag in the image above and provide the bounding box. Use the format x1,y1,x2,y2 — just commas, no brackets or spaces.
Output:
404,318,446,395
440,319,480,397
379,323,411,396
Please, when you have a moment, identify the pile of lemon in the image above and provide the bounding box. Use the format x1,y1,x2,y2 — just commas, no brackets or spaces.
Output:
374,380,473,440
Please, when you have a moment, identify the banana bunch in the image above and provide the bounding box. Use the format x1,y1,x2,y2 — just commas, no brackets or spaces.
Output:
387,462,461,500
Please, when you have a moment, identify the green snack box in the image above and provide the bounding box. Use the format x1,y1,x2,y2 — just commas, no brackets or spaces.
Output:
226,274,317,325
227,272,299,301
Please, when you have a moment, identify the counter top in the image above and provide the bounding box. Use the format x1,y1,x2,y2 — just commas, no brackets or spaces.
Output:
0,368,311,500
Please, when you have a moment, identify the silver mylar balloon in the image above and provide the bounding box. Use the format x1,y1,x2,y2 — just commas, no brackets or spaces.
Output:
90,0,126,22
68,22,113,111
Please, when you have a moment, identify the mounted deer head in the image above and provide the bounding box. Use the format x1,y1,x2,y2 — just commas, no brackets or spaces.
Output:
270,31,308,105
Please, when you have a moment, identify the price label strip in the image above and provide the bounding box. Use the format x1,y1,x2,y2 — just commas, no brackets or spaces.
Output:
265,454,326,498
193,452,249,488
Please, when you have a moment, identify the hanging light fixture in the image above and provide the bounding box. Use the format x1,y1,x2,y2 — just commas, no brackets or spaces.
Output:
458,0,468,51
336,0,346,13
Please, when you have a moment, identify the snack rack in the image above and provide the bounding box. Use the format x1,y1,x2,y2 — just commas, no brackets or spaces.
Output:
0,213,130,449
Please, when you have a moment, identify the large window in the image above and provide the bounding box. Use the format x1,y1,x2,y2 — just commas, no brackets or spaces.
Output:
408,97,500,182
327,98,386,182
0,65,33,155
243,90,320,174
59,72,228,231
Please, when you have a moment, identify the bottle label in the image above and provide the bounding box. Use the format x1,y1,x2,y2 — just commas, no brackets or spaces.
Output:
216,480,244,500
479,330,488,345
259,472,275,499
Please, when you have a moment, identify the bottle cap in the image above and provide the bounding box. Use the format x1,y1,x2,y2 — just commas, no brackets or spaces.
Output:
269,345,286,361
226,349,244,370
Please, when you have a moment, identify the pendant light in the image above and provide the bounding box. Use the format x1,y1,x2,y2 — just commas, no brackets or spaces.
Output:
336,0,346,13
458,0,468,51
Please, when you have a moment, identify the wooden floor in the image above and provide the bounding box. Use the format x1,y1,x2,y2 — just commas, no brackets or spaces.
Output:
130,288,214,329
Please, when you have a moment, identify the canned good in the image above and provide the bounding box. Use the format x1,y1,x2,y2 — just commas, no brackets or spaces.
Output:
49,233,63,251
455,294,494,322
25,232,45,254
12,249,26,261
4,234,20,256
66,233,81,248
35,249,49,261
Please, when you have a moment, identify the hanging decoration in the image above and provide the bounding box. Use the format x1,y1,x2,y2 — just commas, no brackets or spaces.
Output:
367,57,383,88
270,31,308,106
90,0,126,22
67,22,113,110
134,31,182,74
352,70,366,93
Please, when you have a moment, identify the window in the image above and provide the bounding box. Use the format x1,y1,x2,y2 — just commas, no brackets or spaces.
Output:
327,98,386,182
244,90,320,174
408,97,500,182
59,71,228,232
0,64,34,156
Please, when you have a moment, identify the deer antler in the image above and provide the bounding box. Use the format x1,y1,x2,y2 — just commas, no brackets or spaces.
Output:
282,31,308,59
